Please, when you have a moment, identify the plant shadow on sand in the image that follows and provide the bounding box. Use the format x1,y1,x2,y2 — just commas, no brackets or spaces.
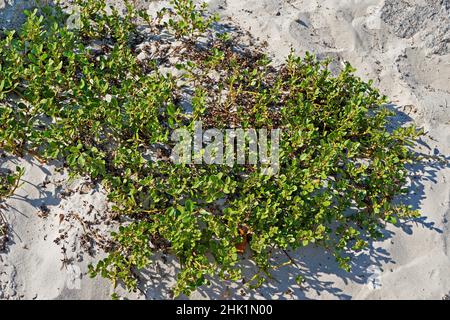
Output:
0,154,64,254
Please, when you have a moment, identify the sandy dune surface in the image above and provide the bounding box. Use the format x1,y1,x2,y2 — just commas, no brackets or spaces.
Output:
0,0,449,299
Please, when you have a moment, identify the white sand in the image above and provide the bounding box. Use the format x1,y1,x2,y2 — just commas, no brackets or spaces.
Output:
0,0,449,300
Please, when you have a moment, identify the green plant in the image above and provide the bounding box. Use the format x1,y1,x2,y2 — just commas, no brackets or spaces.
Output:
0,0,422,297
0,166,24,250
164,0,219,39
0,166,23,199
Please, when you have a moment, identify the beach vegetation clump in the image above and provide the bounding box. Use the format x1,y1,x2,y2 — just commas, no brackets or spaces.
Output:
0,0,422,296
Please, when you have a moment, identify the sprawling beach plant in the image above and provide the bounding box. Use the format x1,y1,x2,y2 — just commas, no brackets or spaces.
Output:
0,0,421,296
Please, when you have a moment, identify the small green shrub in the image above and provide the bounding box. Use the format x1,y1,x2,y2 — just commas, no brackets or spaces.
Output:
0,0,421,296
